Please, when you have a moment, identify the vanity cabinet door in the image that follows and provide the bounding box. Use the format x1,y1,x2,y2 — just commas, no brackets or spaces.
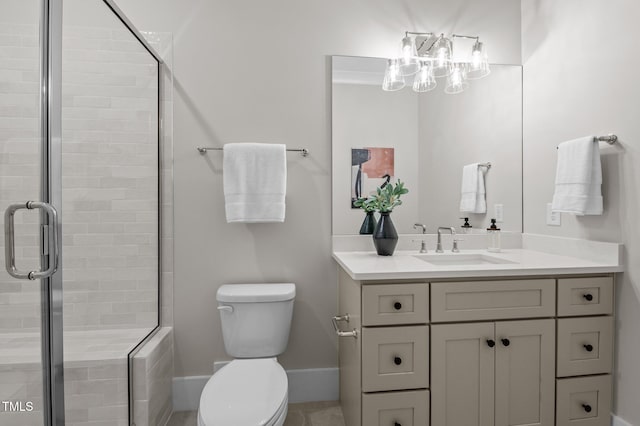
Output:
495,319,555,426
431,323,495,426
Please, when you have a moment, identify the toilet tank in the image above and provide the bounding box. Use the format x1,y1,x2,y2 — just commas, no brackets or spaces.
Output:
216,283,295,358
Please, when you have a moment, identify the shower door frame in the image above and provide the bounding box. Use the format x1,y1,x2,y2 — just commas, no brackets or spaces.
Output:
37,1,165,424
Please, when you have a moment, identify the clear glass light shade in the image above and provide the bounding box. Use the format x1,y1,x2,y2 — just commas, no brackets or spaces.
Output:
398,36,419,76
466,41,490,79
382,59,405,91
444,64,469,94
412,63,437,92
430,36,452,78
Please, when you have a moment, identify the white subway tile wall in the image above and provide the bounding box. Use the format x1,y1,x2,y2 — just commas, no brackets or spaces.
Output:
1,23,160,333
0,22,42,334
61,25,159,331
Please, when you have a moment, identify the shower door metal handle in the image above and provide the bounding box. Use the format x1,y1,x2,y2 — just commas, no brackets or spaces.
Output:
4,201,59,280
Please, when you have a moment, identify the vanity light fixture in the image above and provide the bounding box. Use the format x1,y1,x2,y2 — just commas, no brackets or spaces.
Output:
383,32,490,94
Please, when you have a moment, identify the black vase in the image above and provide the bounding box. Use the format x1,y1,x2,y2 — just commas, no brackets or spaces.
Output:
372,212,398,256
359,211,376,235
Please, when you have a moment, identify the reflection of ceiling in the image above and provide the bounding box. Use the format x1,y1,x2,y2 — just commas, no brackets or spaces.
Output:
332,56,386,86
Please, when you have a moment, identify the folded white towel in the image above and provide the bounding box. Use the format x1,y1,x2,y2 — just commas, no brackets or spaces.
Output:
551,136,603,215
459,163,486,214
223,143,287,223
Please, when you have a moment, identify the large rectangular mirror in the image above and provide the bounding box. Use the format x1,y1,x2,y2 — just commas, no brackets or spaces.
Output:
331,55,523,235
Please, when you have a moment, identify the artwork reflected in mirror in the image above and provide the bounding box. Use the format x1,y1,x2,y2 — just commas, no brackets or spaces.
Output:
332,55,523,235
351,148,394,208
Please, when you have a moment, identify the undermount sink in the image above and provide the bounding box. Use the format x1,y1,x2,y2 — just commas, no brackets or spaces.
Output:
413,253,518,266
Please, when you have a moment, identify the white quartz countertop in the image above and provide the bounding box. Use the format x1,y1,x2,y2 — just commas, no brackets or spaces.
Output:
332,248,623,281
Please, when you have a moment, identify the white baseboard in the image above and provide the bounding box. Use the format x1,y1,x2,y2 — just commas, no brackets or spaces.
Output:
173,367,339,412
172,375,210,412
612,415,633,426
287,367,339,403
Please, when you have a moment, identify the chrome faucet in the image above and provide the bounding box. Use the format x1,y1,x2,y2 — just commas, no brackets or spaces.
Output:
413,223,427,253
436,227,458,253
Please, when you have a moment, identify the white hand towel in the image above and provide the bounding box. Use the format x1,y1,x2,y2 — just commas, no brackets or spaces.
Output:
551,136,603,215
459,163,486,214
223,143,287,223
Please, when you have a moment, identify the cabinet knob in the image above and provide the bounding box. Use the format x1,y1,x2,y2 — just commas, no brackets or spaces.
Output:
584,344,594,352
393,356,402,366
583,293,594,302
501,338,511,347
394,423,402,426
582,404,592,413
393,301,402,310
486,339,496,348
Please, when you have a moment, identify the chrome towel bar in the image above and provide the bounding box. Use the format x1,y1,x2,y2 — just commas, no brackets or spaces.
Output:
556,134,618,149
197,146,310,157
596,134,618,144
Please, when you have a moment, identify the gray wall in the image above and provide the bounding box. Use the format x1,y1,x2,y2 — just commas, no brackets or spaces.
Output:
114,0,522,377
521,0,640,424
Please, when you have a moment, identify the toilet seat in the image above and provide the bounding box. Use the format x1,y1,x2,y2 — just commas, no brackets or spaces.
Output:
198,358,288,426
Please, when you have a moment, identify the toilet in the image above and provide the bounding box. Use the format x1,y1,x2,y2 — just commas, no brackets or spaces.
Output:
197,283,296,426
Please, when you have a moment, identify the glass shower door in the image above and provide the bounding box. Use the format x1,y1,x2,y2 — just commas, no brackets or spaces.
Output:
3,0,162,425
1,1,55,425
60,1,160,425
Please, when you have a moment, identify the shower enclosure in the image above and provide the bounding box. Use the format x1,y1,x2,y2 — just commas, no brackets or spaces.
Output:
1,0,172,425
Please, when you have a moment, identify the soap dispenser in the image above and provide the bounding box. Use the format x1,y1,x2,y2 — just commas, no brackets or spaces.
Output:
460,217,472,234
487,219,501,253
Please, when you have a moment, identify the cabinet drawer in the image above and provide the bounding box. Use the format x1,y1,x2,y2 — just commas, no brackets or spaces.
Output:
431,279,555,322
362,389,429,426
362,283,429,326
362,325,429,392
556,375,612,426
557,277,613,317
557,317,613,377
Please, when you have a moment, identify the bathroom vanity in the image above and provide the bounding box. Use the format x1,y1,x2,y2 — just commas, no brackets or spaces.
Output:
332,242,622,426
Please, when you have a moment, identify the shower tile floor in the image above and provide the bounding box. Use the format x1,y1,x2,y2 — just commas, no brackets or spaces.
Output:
167,401,345,426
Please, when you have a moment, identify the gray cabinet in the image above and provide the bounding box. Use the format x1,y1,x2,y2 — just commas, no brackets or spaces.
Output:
336,270,615,426
431,320,554,426
494,319,555,426
431,322,495,426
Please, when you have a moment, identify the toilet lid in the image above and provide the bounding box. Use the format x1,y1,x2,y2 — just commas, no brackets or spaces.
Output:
199,358,288,426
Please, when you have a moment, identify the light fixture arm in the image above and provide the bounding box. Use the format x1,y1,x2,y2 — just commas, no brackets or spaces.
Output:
451,34,480,42
403,31,436,53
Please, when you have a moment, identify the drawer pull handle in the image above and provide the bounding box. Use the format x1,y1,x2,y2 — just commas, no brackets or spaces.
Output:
393,356,402,365
486,339,496,348
393,301,402,310
584,344,594,352
501,338,510,347
583,293,594,301
582,404,592,413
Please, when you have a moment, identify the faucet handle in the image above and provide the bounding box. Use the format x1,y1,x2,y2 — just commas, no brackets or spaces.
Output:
452,237,463,253
411,238,428,253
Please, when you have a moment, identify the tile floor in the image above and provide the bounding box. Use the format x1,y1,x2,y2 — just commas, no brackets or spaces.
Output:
166,401,345,426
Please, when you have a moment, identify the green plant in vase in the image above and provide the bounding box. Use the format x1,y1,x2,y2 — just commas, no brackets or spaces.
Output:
361,180,409,256
353,197,377,235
